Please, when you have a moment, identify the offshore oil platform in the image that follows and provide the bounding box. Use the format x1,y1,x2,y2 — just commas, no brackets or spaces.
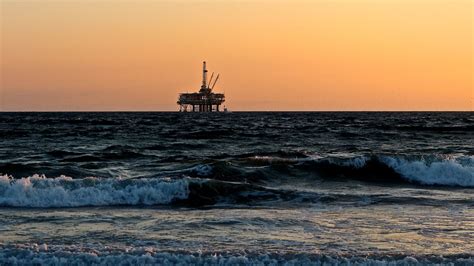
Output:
177,61,225,112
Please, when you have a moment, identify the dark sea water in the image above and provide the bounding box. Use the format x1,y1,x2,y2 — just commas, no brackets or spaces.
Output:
0,112,473,265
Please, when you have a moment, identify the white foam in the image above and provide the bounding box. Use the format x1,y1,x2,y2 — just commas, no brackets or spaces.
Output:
382,157,474,187
0,245,471,266
0,175,189,207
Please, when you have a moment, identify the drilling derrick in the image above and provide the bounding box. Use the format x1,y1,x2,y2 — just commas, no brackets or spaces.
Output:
177,61,225,112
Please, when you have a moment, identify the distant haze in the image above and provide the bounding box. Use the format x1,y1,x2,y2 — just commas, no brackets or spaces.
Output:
1,0,472,111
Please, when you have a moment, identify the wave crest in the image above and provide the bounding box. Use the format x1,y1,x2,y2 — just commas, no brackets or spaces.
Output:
233,154,474,187
381,156,474,187
0,175,189,208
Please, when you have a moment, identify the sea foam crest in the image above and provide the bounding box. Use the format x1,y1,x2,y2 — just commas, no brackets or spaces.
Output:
381,156,474,187
0,175,189,208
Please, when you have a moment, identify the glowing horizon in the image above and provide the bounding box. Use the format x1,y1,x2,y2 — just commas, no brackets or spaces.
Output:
1,0,472,111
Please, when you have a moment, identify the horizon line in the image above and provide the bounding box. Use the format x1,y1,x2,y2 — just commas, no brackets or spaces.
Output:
0,110,472,113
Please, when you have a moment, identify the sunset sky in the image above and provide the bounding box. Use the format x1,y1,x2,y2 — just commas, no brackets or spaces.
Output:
1,0,472,111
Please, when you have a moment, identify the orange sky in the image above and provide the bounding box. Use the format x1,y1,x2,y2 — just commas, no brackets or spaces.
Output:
1,0,472,111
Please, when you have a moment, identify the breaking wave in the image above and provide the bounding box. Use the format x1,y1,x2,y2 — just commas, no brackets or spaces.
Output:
328,155,474,187
186,154,474,187
0,174,338,208
0,155,473,208
380,156,474,187
0,175,189,208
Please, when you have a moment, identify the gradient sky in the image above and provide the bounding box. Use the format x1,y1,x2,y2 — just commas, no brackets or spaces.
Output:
1,0,472,111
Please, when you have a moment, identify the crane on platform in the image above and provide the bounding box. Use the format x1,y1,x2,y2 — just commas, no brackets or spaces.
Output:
208,72,215,89
211,74,219,90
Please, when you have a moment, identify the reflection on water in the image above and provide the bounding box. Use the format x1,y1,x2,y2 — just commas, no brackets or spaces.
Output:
1,205,472,256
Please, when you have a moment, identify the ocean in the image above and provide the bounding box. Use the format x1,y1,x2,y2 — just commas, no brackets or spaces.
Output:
0,112,473,265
